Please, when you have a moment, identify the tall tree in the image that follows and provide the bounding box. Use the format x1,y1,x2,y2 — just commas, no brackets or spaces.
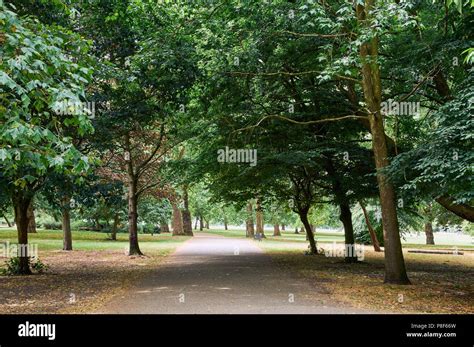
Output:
0,4,93,272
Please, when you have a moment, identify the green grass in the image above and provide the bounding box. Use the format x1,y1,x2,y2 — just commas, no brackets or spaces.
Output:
204,228,344,242
203,228,344,252
203,228,474,252
0,228,189,252
402,243,474,250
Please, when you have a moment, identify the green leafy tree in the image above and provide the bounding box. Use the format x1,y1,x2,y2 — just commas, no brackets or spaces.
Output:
0,4,93,273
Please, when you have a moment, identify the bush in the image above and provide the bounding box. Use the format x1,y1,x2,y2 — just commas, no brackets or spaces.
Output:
39,221,62,230
140,223,160,234
31,258,49,273
70,219,93,230
462,221,474,236
1,257,49,275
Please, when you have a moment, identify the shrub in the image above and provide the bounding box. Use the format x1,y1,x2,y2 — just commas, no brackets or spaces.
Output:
37,217,62,230
1,257,49,275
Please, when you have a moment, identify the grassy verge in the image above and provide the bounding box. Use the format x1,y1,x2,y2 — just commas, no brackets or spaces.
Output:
0,229,189,313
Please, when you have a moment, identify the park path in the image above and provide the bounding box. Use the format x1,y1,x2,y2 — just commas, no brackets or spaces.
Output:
99,233,365,314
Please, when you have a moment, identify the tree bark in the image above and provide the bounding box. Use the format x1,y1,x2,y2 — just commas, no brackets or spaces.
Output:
359,201,381,252
125,134,143,255
181,187,193,236
435,196,474,222
246,202,255,238
273,224,281,236
324,158,358,261
62,196,72,251
199,214,204,231
298,209,317,254
128,183,142,255
94,217,101,231
432,68,452,101
182,210,193,235
194,217,198,230
339,202,357,263
224,215,228,230
13,196,32,274
424,222,435,245
2,213,12,227
357,1,410,284
282,224,285,231
172,201,184,235
255,198,265,237
160,223,170,233
27,202,36,233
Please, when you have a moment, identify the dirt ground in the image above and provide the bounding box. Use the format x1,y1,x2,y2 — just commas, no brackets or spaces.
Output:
0,249,169,314
0,235,472,314
269,248,474,313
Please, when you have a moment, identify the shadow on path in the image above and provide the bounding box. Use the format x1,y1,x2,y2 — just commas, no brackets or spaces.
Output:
99,233,369,314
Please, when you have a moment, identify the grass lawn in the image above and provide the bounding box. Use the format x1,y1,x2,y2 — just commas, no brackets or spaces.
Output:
204,228,345,243
206,228,474,313
206,228,474,250
0,228,189,314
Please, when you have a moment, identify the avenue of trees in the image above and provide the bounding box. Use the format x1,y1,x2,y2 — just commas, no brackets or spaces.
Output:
0,0,472,284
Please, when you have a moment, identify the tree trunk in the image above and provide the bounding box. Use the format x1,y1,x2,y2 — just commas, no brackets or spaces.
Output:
27,202,36,233
339,202,357,263
2,213,12,227
224,216,228,230
182,210,193,235
359,201,381,252
111,213,119,240
246,202,255,238
298,209,317,254
282,224,285,231
424,222,435,245
160,223,170,233
194,217,198,230
94,218,101,231
181,187,193,236
125,134,143,255
199,215,203,231
273,224,281,236
172,201,184,235
13,196,32,274
294,227,299,234
357,1,410,284
128,181,142,255
255,198,265,237
205,220,209,229
435,196,474,222
62,197,72,251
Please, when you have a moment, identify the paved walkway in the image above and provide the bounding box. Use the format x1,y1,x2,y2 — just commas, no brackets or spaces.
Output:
99,233,366,314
